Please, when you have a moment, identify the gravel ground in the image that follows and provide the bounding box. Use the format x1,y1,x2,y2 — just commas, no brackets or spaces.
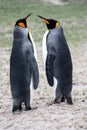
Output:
0,43,87,130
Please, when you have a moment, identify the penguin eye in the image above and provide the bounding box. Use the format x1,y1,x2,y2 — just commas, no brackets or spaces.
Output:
18,22,25,28
56,22,60,28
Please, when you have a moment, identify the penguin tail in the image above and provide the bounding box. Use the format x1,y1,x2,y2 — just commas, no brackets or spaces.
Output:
46,54,55,86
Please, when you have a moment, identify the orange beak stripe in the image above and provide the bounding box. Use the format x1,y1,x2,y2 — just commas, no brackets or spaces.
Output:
42,19,49,24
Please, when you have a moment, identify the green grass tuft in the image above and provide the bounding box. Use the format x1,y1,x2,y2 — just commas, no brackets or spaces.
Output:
0,0,87,47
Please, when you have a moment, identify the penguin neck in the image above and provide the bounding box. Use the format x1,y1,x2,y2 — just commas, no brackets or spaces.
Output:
47,26,60,31
13,26,28,40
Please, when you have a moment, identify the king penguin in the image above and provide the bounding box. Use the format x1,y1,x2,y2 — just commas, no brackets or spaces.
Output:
38,15,73,105
10,14,39,112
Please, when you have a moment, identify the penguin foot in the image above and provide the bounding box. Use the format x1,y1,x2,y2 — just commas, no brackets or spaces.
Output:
66,97,73,105
25,106,32,111
54,99,60,104
61,96,65,102
12,105,22,113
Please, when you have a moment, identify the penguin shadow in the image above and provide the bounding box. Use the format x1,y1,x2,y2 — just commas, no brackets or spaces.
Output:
46,97,73,106
13,107,38,115
12,103,38,115
12,100,73,115
46,100,55,106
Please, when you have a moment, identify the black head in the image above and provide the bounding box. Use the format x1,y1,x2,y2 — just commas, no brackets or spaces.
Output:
14,13,31,28
37,15,60,29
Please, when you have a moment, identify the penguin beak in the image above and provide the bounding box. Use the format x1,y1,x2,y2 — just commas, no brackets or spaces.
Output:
37,15,49,24
25,13,32,20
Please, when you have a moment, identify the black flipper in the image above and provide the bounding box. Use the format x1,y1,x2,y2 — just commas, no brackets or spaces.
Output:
46,54,55,86
27,50,39,89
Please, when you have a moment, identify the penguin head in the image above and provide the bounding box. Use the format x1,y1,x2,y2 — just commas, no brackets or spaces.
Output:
37,15,60,30
14,13,31,28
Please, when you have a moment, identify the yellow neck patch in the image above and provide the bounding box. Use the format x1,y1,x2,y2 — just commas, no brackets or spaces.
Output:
18,22,25,28
56,22,60,28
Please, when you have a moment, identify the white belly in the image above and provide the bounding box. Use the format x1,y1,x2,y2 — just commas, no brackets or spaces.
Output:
29,31,37,61
53,77,58,99
29,31,37,105
30,79,32,105
42,30,58,96
42,30,49,67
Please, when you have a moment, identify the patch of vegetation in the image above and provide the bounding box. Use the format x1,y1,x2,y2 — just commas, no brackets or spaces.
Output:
0,0,87,47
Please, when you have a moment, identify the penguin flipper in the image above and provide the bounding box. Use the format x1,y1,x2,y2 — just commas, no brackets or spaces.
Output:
46,54,55,86
27,51,39,89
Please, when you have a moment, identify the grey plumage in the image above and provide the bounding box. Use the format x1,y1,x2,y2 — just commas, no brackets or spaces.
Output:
46,26,73,104
38,15,73,104
10,25,39,112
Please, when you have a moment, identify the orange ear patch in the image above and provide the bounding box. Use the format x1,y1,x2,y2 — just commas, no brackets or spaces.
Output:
56,22,60,27
18,22,25,28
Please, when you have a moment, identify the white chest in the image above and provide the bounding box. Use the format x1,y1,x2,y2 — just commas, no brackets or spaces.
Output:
42,30,58,96
29,31,37,61
28,31,37,105
42,30,49,67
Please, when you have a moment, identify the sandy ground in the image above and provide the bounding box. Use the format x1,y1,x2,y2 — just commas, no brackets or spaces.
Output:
0,42,87,130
